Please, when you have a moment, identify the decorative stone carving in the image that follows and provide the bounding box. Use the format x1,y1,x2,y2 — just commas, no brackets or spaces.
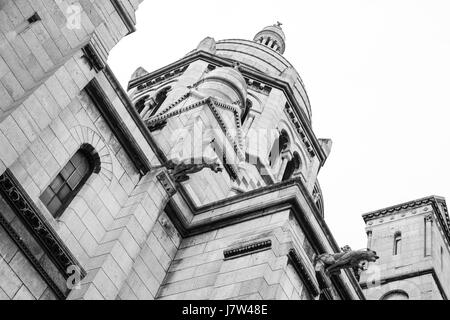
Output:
223,239,272,260
156,171,177,198
288,249,320,297
314,246,379,276
0,170,86,281
197,37,217,54
154,157,223,183
0,212,66,299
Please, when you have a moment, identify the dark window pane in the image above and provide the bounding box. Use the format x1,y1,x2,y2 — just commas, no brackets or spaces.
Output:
57,184,71,202
61,161,75,179
76,158,89,176
41,148,94,219
67,171,83,190
71,152,85,167
47,197,62,216
40,187,55,206
50,175,64,193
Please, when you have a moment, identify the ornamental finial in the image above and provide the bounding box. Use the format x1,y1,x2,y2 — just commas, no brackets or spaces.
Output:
276,21,283,27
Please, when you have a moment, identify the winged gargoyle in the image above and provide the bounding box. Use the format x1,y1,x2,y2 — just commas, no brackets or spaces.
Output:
314,246,379,277
154,157,223,183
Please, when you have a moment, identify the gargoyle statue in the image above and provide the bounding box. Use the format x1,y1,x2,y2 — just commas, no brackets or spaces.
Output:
314,246,379,276
155,157,223,183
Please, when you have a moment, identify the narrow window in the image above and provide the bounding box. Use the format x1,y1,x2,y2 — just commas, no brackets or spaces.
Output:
441,247,444,270
241,99,252,123
135,95,149,114
40,148,96,218
282,152,301,181
393,232,402,255
268,130,289,167
149,87,170,118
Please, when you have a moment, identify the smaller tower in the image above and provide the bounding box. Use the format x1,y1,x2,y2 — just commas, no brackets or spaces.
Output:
360,196,450,300
253,22,286,54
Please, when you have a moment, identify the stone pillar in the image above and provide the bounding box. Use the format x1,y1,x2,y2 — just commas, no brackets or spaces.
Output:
424,214,433,257
277,151,292,181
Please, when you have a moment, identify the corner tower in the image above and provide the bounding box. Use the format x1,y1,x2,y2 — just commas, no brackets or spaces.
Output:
360,196,450,300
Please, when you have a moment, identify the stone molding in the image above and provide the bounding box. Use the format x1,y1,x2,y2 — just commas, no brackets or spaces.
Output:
223,239,272,260
0,169,86,282
156,170,177,198
362,196,450,249
126,51,327,165
287,249,320,297
0,211,66,299
110,0,137,35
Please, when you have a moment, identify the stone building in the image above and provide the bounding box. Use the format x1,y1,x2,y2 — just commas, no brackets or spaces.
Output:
0,0,447,301
360,196,450,300
0,0,365,300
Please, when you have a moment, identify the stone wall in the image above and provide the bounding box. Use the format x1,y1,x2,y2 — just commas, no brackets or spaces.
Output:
157,210,316,300
0,0,142,121
362,202,450,300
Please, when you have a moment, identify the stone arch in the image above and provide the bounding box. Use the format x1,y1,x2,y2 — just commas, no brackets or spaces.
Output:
143,86,172,119
381,290,409,300
268,128,290,168
246,92,262,113
69,125,113,185
291,143,309,176
282,151,301,181
375,279,422,300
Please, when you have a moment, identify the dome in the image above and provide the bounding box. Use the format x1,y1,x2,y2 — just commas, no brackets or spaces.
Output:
253,22,286,54
198,66,247,106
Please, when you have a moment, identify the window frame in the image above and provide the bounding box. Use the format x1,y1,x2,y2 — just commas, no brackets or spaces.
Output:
393,232,402,256
40,146,98,219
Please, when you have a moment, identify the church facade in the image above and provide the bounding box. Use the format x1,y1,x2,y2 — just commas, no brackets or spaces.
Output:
0,0,447,300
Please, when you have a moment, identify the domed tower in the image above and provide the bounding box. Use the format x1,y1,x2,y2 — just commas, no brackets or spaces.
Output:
126,25,362,301
253,22,286,54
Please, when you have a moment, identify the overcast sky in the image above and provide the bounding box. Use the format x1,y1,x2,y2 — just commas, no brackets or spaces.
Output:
109,0,450,249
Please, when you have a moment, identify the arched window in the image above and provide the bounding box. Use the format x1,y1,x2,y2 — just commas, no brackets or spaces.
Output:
241,99,252,123
40,145,99,218
149,87,170,118
268,130,289,167
135,95,149,114
381,290,409,300
393,232,402,255
282,152,301,181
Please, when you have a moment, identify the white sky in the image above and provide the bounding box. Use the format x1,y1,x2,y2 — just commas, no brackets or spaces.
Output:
109,0,450,249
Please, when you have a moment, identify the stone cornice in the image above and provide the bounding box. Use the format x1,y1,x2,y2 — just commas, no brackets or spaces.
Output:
127,51,327,166
0,170,86,283
110,0,137,35
362,196,443,221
